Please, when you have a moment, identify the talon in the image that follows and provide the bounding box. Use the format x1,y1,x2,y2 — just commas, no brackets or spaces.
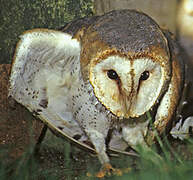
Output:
86,163,130,178
96,170,106,178
95,163,123,178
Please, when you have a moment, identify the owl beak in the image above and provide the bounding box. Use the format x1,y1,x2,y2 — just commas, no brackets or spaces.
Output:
125,99,133,118
121,90,133,118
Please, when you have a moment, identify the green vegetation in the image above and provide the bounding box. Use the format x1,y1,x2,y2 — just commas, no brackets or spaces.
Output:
1,1,192,179
0,129,193,180
0,0,93,64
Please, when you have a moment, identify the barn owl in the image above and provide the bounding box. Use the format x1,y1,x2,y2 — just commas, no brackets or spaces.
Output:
9,10,184,176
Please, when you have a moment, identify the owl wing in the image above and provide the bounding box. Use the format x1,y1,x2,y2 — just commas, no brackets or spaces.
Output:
8,28,136,156
146,30,185,144
9,29,96,152
60,15,99,35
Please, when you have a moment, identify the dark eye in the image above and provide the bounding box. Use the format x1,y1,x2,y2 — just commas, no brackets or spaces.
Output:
107,69,119,80
140,71,149,81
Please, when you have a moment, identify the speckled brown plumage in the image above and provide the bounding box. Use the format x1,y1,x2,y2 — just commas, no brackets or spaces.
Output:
7,10,186,176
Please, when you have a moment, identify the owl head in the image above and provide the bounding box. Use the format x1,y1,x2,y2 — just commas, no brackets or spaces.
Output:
78,10,171,118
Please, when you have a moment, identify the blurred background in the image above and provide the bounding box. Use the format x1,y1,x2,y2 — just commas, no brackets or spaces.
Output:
0,0,193,179
0,0,193,64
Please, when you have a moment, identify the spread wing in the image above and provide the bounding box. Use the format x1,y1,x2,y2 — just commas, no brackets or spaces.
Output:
8,28,136,156
9,29,95,151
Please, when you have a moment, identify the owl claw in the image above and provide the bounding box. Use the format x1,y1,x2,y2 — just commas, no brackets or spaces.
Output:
87,163,124,178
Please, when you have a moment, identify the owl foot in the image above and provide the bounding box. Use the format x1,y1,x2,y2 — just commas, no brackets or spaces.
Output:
87,163,124,178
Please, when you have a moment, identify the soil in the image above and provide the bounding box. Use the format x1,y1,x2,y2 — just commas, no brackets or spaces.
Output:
0,64,43,159
0,64,100,179
0,64,192,180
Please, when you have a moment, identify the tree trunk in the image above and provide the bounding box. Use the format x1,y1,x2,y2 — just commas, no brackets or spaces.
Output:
94,0,177,33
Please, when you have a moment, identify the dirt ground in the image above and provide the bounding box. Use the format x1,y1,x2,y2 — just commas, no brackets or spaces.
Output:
0,64,192,180
0,64,42,159
0,64,98,179
0,64,120,179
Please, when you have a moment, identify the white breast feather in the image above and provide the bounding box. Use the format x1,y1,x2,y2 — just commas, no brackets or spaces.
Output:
8,29,87,140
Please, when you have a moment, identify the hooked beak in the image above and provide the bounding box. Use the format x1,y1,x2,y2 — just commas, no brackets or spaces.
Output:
120,86,135,118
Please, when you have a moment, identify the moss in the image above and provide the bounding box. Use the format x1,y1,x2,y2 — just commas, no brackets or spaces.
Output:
0,0,93,64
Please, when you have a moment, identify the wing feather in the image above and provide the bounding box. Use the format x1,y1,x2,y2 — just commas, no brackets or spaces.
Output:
8,28,135,156
9,29,88,143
